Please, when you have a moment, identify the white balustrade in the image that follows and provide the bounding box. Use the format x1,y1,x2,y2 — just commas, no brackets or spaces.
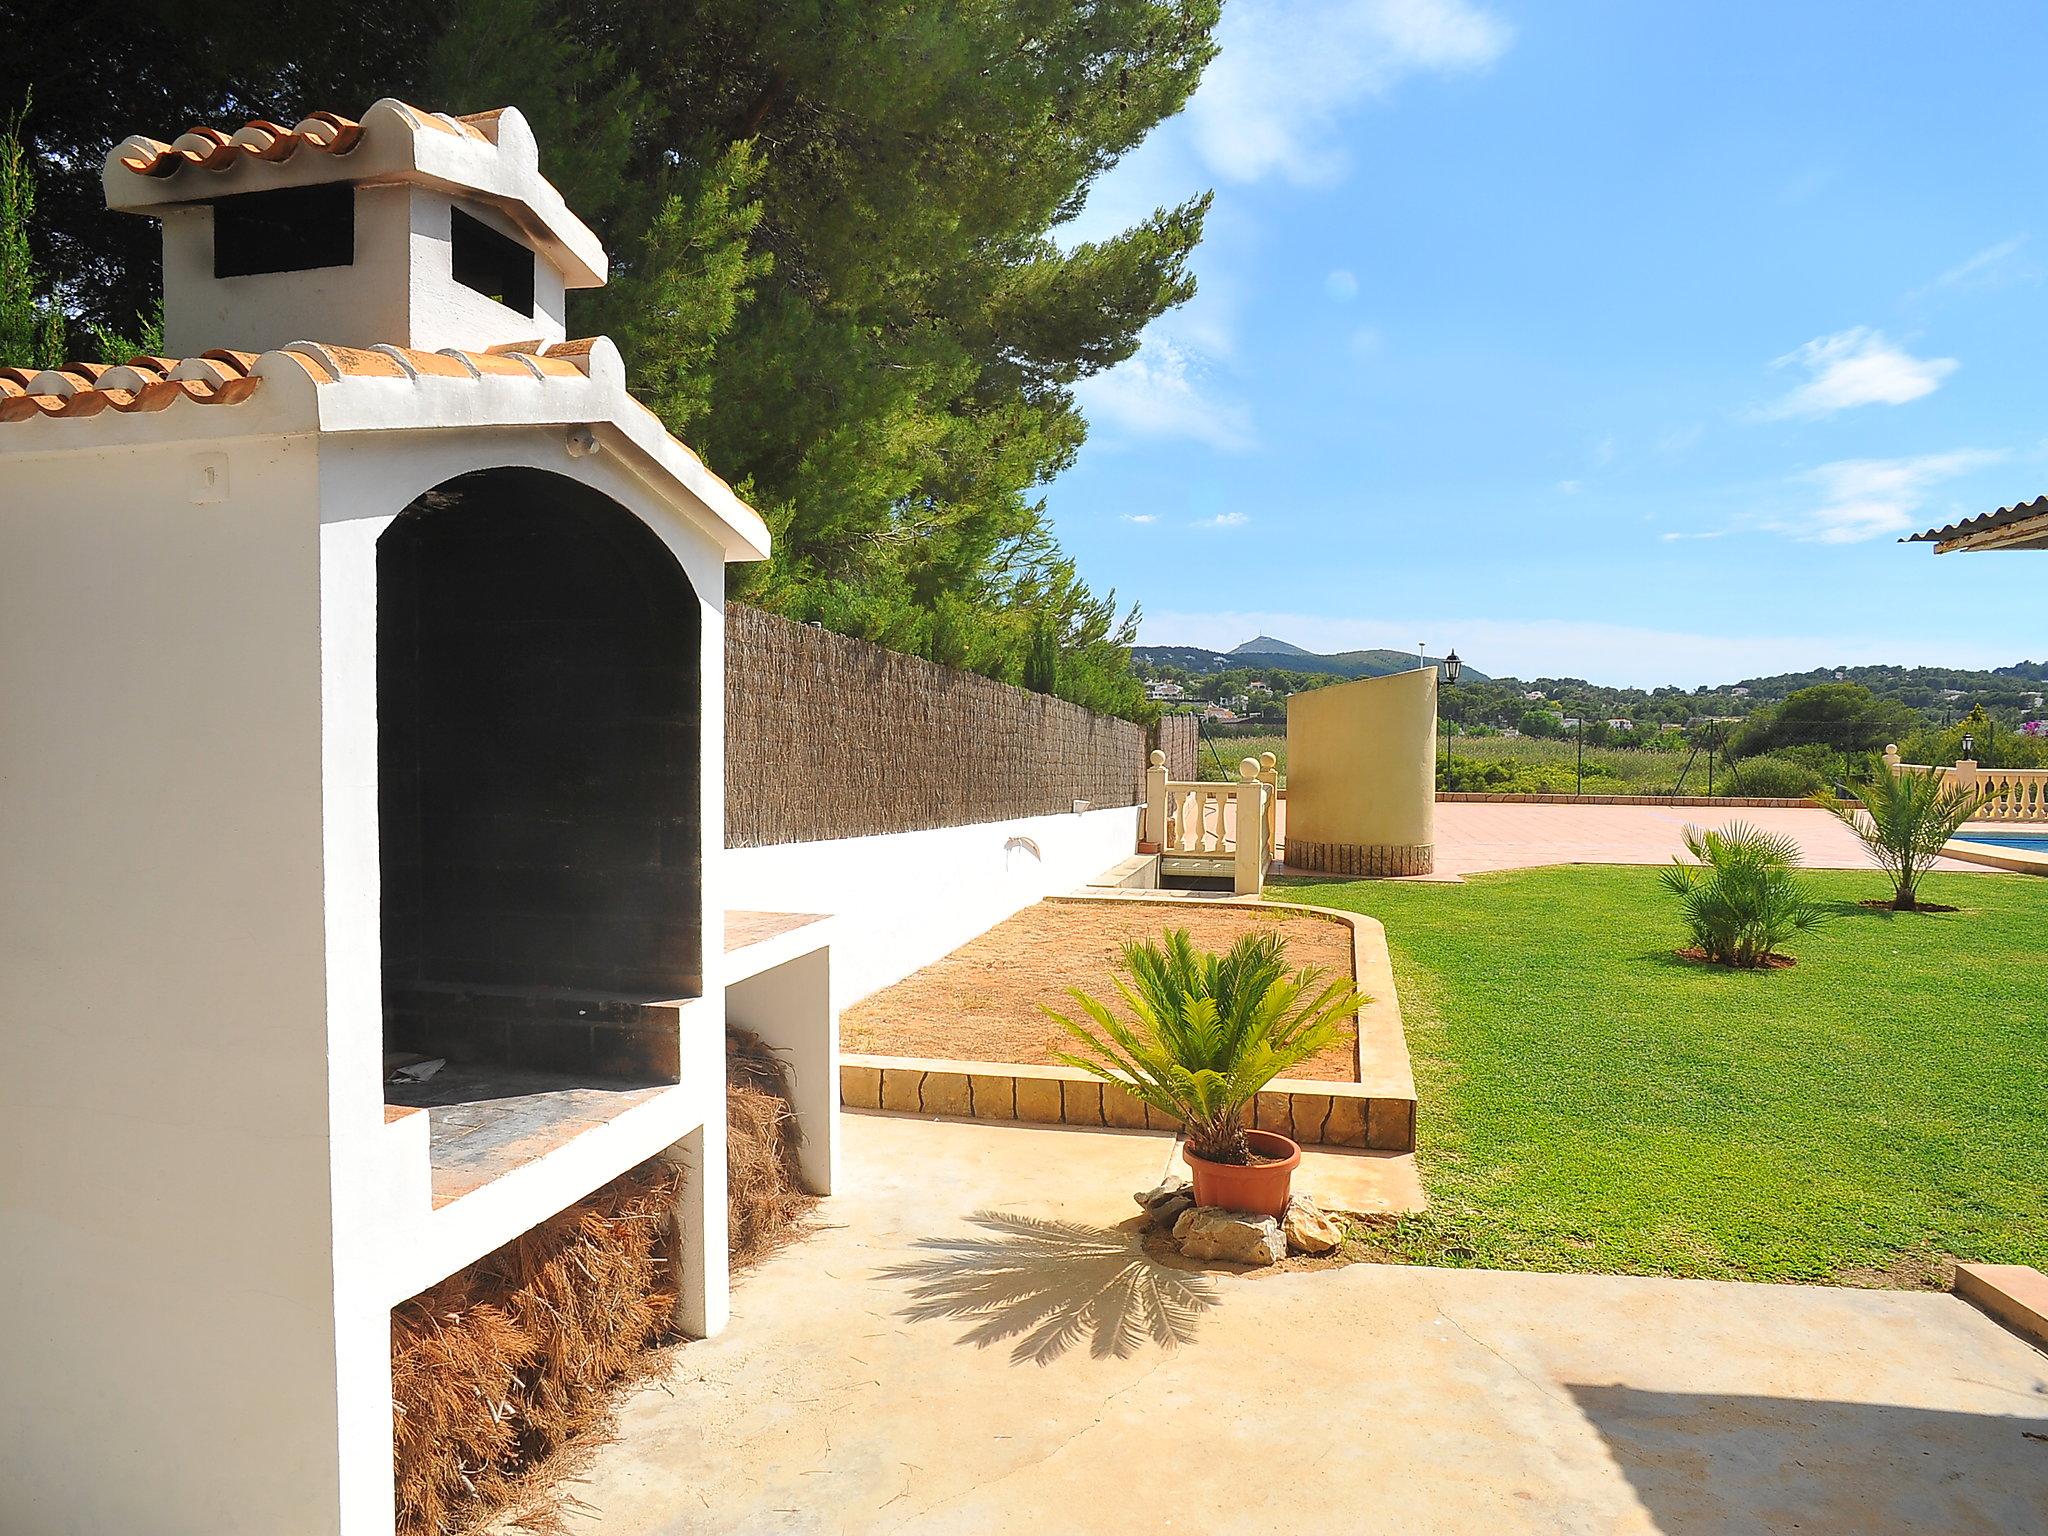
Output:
1144,750,1273,893
1883,744,2048,822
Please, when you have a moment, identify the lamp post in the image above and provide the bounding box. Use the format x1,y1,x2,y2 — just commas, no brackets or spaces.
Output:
1440,650,1461,788
1962,730,1975,760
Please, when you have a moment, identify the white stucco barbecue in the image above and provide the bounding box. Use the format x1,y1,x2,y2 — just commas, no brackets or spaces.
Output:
0,102,834,1536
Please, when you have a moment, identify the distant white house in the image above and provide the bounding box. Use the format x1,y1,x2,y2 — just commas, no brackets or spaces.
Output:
1523,689,1546,701
1606,718,1634,732
1145,681,1186,701
1731,686,1750,698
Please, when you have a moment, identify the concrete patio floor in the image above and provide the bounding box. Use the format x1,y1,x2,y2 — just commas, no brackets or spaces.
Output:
534,1112,2048,1535
1278,800,1991,881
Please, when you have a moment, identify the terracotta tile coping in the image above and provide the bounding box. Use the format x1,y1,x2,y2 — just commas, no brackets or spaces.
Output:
838,894,1416,1152
1953,1264,2048,1352
0,338,607,425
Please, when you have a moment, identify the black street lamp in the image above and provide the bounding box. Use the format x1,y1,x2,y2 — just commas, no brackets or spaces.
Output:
1441,650,1460,785
1961,731,1976,760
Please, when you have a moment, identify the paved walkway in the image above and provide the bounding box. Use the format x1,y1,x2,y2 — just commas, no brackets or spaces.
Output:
1279,801,1989,880
535,1113,2048,1535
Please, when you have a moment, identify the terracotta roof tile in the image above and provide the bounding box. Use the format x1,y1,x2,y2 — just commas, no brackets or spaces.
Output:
0,339,611,425
115,112,365,176
467,351,543,377
110,102,511,179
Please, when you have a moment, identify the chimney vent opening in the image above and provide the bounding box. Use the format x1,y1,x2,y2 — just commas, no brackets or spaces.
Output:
451,207,536,317
212,183,356,278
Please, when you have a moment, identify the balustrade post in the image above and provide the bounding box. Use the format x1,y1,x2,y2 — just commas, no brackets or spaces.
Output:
1258,751,1280,858
1882,743,1901,773
1232,758,1265,895
1144,749,1168,852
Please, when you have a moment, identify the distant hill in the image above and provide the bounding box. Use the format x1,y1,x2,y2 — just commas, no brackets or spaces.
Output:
1133,637,1490,682
1229,635,1314,657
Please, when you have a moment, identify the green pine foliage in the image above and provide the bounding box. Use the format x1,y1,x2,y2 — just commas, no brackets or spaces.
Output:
1023,618,1060,696
1,100,65,369
431,0,1218,718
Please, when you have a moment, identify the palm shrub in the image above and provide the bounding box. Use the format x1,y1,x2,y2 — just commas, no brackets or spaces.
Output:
1821,768,1985,911
1659,822,1826,967
1044,928,1366,1165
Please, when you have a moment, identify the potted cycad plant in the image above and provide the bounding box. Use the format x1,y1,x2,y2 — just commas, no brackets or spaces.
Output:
1044,928,1367,1217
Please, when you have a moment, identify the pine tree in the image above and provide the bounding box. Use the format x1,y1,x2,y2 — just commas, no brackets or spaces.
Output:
1024,618,1061,697
1,99,65,369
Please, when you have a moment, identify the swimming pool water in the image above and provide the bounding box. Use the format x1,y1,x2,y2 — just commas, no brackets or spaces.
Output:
1953,832,2048,852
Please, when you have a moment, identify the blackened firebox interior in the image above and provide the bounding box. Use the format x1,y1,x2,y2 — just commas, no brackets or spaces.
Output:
379,467,700,1087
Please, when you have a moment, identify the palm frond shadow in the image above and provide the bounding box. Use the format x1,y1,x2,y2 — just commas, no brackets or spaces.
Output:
877,1211,1220,1366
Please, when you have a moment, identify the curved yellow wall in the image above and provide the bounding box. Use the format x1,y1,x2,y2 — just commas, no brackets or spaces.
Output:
1284,668,1436,876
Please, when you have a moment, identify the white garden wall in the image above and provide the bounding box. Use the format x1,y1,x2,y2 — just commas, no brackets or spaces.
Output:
724,803,1144,1002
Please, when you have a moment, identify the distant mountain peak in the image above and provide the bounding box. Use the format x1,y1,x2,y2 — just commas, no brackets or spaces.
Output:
1230,635,1312,656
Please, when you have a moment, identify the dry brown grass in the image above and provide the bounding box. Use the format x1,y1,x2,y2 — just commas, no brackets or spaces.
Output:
726,1028,816,1266
390,1163,679,1535
390,1030,815,1536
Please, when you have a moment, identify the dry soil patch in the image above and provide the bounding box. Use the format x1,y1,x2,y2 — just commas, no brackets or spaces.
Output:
842,899,1359,1081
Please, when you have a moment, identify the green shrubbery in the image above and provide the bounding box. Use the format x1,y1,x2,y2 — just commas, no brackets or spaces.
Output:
1894,707,2048,771
1659,823,1827,967
1822,769,1988,911
1710,753,1825,799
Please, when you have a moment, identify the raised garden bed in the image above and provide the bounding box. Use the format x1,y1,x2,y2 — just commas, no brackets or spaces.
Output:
840,895,1418,1151
843,899,1359,1079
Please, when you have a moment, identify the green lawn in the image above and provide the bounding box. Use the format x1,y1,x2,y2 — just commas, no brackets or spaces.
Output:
1278,865,2048,1287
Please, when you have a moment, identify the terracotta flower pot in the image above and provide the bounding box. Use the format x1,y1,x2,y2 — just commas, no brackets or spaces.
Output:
1183,1127,1301,1218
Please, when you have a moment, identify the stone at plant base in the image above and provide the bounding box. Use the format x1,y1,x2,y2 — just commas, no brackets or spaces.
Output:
1147,1193,1196,1230
1283,1195,1345,1256
1135,1174,1189,1208
1135,1174,1195,1231
1172,1206,1285,1267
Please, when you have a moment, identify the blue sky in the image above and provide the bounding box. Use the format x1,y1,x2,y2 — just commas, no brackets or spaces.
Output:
1045,0,2048,687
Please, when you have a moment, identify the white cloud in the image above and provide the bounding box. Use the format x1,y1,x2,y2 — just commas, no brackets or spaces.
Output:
1776,449,2005,544
1325,268,1361,300
1909,234,2031,301
1193,511,1250,528
1074,334,1254,449
1759,327,1956,419
1135,609,2012,690
1122,512,1159,524
1654,422,1705,457
1556,480,1583,495
1188,0,1512,186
